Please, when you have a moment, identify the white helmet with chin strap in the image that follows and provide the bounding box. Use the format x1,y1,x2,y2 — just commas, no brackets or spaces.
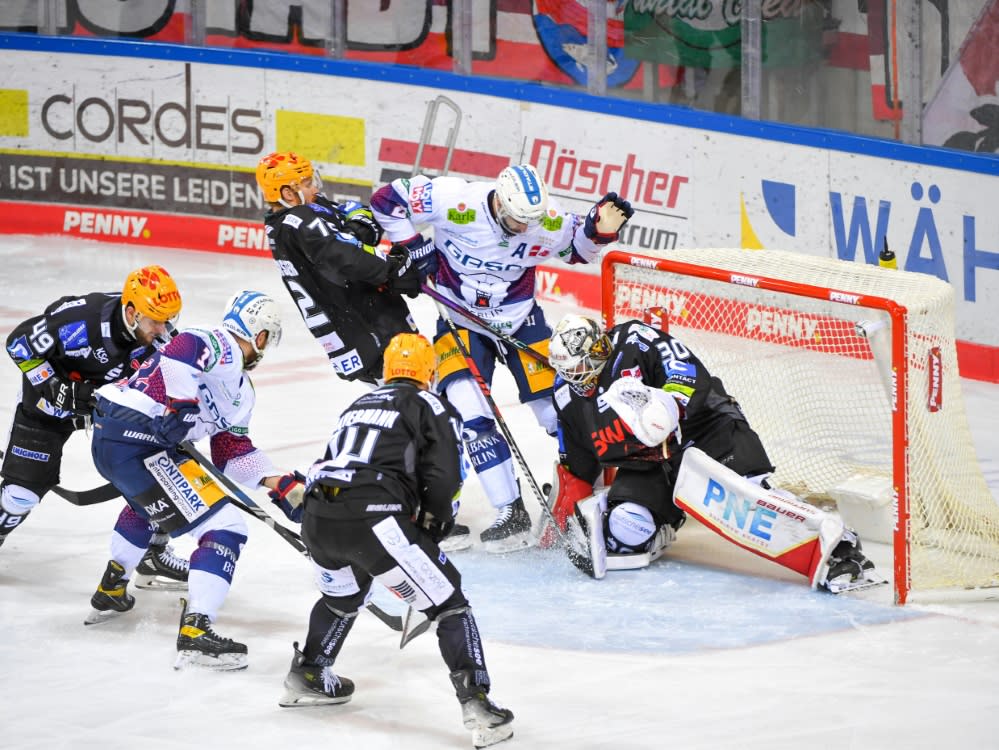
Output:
222,291,282,370
549,314,613,393
494,164,548,235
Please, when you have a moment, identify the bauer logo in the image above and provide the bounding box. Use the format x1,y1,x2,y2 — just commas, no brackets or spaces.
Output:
927,346,943,412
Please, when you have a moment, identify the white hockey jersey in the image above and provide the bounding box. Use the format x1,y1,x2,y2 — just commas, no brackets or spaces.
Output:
95,326,275,487
371,175,601,333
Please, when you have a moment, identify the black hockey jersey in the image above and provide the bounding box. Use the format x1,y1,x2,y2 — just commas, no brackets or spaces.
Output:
554,319,747,484
307,382,464,522
264,194,415,383
5,292,155,422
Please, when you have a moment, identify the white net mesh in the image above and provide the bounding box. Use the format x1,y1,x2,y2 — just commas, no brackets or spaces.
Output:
605,247,999,600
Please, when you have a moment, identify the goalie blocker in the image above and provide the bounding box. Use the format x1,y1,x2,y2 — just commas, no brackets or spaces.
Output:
565,447,886,593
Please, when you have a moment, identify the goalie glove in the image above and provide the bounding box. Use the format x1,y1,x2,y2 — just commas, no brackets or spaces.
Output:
601,377,681,450
583,192,634,245
268,471,307,523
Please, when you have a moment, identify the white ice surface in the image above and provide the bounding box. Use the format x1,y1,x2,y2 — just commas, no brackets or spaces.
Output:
1,236,998,750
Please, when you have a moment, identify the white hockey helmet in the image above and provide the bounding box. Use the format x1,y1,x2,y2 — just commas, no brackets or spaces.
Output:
494,164,548,235
222,290,282,370
549,314,612,393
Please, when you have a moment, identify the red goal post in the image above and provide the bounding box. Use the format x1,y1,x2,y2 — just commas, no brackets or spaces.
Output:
601,247,998,604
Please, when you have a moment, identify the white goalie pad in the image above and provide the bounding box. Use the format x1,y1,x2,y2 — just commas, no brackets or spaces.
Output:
564,491,677,579
673,447,844,588
564,492,608,579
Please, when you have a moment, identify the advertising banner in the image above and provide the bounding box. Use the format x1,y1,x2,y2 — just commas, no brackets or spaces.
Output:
1,45,996,380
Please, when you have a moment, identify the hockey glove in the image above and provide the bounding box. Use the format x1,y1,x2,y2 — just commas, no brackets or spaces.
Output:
385,244,421,298
151,397,199,446
43,374,97,416
416,508,455,544
404,234,439,279
343,205,384,247
583,192,635,244
268,471,307,523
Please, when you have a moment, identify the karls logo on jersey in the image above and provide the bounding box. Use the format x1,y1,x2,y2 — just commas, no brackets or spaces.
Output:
447,204,476,224
621,365,642,379
63,210,148,238
541,213,563,232
409,183,433,214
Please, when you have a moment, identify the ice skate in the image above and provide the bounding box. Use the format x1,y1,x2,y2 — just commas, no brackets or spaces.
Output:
84,560,136,625
440,522,472,553
278,642,354,707
819,531,887,594
480,497,533,553
450,670,514,749
174,598,247,671
134,536,189,591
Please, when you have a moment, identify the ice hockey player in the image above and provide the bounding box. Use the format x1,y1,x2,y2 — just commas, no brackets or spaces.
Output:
545,313,884,594
255,151,421,386
371,163,633,552
275,332,514,748
85,291,307,671
254,152,472,551
1,265,189,588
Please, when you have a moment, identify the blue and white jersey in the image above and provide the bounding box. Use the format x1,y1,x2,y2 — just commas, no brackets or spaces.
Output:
94,326,275,485
372,174,601,334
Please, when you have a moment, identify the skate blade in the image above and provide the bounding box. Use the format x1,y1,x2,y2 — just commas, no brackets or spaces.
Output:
825,572,889,595
84,608,130,626
174,650,248,671
439,535,473,553
481,532,535,554
278,689,352,707
133,573,188,591
472,724,514,749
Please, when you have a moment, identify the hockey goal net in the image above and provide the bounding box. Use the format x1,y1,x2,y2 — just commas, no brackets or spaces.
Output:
602,247,998,604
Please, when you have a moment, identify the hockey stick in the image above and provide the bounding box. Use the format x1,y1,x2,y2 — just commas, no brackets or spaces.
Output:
420,283,550,366
0,448,120,506
178,441,405,632
400,606,433,649
434,300,567,546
